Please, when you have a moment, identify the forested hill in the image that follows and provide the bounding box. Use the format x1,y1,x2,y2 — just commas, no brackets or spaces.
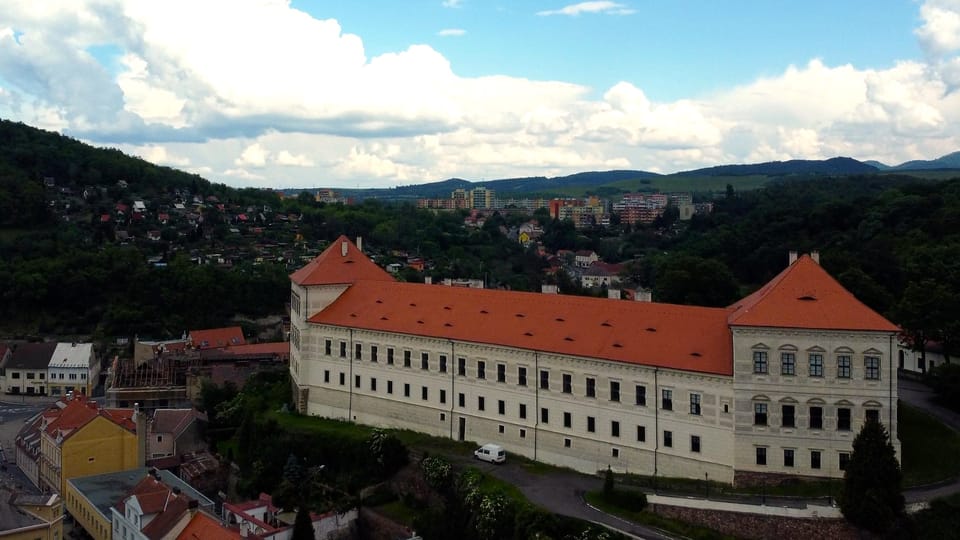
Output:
0,119,269,227
679,157,878,177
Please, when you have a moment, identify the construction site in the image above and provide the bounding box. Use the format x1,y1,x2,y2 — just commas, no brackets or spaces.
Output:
106,341,290,411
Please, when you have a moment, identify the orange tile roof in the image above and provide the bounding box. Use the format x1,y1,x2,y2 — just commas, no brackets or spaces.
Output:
309,280,733,375
189,327,245,350
43,398,98,439
42,397,136,441
290,235,395,286
177,511,241,540
728,254,899,332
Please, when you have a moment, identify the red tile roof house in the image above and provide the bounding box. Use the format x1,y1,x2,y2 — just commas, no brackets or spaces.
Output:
187,327,245,350
290,239,901,487
111,469,216,540
222,493,357,540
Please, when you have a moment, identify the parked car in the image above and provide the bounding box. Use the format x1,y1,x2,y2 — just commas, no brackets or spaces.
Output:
474,443,506,464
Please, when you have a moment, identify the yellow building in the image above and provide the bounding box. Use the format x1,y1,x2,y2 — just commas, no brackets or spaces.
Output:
38,395,139,495
0,489,62,540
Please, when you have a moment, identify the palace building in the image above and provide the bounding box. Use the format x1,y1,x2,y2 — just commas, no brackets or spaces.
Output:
289,237,899,485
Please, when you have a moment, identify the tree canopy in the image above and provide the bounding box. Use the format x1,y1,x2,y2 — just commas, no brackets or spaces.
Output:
840,419,904,532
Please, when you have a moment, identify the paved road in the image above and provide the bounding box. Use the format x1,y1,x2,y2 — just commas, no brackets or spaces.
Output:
898,376,960,503
470,459,674,540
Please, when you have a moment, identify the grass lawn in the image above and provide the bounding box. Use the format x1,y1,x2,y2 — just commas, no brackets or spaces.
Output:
899,402,960,487
372,500,419,526
584,491,736,540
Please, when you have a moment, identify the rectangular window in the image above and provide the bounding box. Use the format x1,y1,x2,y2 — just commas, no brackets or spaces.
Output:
339,341,347,358
439,355,447,373
519,403,527,419
610,381,621,402
586,377,596,398
635,385,646,406
540,370,550,390
387,380,393,394
691,435,701,453
810,406,823,429
387,347,394,365
325,340,332,355
371,345,378,363
838,408,851,431
839,452,851,471
541,407,549,424
784,449,795,467
564,438,572,448
756,447,767,466
517,366,527,386
781,352,795,375
612,448,620,458
754,403,768,426
664,430,673,448
370,378,377,392
355,343,362,360
520,429,526,438
782,405,795,428
753,351,768,374
562,373,572,393
498,425,505,434
478,396,486,411
611,421,620,438
865,356,881,380
497,363,505,383
662,389,673,410
339,372,345,386
811,450,822,470
422,386,429,401
421,352,429,370
587,416,596,433
458,357,467,376
440,389,446,404
404,383,410,397
563,412,572,428
637,425,646,442
689,393,701,415
498,400,505,415
27,372,34,379
477,361,486,379
809,353,824,377
458,393,465,407
324,370,330,383
866,409,880,423
404,350,411,368
837,355,851,378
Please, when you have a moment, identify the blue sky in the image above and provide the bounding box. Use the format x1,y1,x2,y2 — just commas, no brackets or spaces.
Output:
1,0,958,188
309,1,922,100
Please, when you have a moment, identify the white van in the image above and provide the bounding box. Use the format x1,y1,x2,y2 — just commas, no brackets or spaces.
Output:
473,443,506,464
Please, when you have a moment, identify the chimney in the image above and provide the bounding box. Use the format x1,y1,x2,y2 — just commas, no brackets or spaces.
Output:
541,284,558,294
356,236,363,252
135,403,147,468
810,250,820,264
607,288,621,300
340,240,348,257
424,276,432,285
788,251,798,265
636,289,652,302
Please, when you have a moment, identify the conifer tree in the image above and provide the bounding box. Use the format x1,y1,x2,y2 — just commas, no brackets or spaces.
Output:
839,419,904,532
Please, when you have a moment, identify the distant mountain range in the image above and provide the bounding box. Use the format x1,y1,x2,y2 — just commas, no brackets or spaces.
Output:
677,156,878,177
865,151,960,171
293,153,960,199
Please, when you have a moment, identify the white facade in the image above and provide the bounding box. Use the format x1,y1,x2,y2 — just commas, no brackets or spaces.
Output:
48,343,97,397
290,242,900,486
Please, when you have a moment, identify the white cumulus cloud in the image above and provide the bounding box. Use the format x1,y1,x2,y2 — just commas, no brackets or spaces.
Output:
537,2,635,17
438,28,466,37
